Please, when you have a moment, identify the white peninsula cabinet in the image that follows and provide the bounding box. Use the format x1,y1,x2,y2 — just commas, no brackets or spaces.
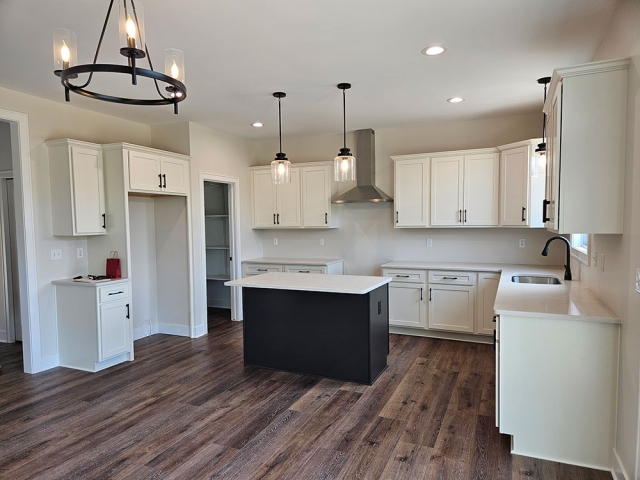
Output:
46,139,106,236
543,58,629,234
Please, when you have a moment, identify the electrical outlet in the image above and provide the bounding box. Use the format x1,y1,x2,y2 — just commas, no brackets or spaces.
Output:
592,251,598,267
636,268,640,294
426,238,433,247
601,253,606,272
318,238,325,246
51,249,62,261
273,238,278,246
519,239,526,248
77,247,84,259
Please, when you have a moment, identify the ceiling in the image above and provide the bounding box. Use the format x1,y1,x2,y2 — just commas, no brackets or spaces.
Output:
0,0,620,140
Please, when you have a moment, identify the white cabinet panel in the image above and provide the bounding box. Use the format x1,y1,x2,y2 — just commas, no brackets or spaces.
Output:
477,273,499,335
99,300,131,361
71,146,105,235
302,165,331,227
389,282,427,329
160,156,189,195
500,146,529,226
464,153,499,226
128,150,162,193
251,170,278,228
428,284,475,333
276,168,301,227
395,159,429,227
431,156,464,226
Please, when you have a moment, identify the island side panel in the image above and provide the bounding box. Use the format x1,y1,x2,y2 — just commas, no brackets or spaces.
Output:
368,284,389,383
242,287,374,384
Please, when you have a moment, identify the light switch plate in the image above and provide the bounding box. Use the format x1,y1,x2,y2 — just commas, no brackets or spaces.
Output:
77,247,84,259
426,238,433,247
273,238,278,246
601,253,606,272
636,268,640,294
318,238,324,246
519,239,526,248
51,249,62,261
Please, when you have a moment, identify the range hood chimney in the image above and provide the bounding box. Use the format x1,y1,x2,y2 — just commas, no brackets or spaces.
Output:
332,129,393,204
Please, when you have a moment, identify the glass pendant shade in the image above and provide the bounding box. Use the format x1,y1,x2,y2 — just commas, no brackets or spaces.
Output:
53,28,77,72
165,49,185,83
334,151,356,182
271,156,291,184
532,152,547,178
118,0,146,51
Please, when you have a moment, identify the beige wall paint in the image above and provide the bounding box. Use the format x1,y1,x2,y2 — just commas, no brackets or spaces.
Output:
0,121,12,171
256,112,564,275
0,85,151,359
587,0,640,477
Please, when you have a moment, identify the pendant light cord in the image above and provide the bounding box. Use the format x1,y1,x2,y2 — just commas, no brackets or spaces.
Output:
343,88,347,149
542,82,548,144
278,96,283,154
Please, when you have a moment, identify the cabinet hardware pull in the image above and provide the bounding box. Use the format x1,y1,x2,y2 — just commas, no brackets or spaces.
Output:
108,291,124,295
429,288,432,301
273,214,276,225
522,207,526,222
459,210,462,223
543,199,551,223
420,287,423,301
299,270,310,273
257,269,268,272
162,174,167,188
277,213,280,224
493,329,496,351
396,275,410,278
492,315,497,323
325,213,328,224
158,174,162,188
464,209,467,223
102,213,106,229
442,277,458,280
396,211,399,223
126,304,130,319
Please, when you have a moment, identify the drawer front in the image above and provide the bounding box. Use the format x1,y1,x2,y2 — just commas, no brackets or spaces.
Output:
382,269,427,283
285,265,327,274
429,270,476,286
98,283,131,303
243,264,283,276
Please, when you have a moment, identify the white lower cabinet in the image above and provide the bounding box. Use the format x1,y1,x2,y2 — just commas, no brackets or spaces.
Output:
388,282,427,328
476,273,500,335
243,259,344,278
428,284,475,333
54,279,133,372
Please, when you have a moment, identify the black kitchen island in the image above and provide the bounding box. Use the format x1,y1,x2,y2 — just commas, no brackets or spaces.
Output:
225,272,391,385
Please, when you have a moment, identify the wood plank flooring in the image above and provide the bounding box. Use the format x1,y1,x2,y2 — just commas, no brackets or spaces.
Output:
0,309,612,479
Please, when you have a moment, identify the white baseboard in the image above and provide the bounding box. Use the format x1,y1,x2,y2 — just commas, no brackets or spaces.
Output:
611,449,630,480
193,323,207,338
133,323,159,341
510,449,611,472
0,331,7,342
157,323,190,337
40,354,59,371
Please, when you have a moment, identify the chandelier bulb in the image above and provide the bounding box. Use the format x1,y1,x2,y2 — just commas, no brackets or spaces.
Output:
170,60,179,79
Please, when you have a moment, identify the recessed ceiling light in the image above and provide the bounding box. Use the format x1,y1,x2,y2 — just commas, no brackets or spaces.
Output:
447,97,465,103
422,45,446,56
252,122,264,127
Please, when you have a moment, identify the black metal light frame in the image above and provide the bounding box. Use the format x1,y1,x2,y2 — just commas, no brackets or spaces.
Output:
53,0,186,114
535,77,552,153
336,83,353,158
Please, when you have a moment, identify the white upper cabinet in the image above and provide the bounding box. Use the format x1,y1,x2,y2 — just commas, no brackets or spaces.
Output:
543,58,629,234
127,148,190,196
394,158,429,228
431,156,464,226
47,139,106,236
464,153,499,226
251,162,337,229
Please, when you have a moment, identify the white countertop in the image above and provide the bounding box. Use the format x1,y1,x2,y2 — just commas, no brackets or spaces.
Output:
225,272,391,294
381,261,620,324
243,257,344,266
52,278,130,288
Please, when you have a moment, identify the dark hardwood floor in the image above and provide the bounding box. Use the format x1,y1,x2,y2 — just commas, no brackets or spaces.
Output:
0,309,612,479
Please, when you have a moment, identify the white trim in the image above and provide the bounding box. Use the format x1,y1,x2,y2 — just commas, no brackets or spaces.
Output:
392,147,500,162
249,160,332,170
193,323,207,337
509,449,612,472
0,109,41,374
157,323,190,337
0,177,15,343
611,449,628,480
198,173,243,324
496,138,541,152
40,354,59,371
133,323,159,341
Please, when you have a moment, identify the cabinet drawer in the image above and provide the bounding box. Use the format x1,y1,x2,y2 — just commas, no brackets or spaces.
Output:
243,264,283,276
382,269,426,283
429,270,476,286
285,265,327,274
98,283,130,303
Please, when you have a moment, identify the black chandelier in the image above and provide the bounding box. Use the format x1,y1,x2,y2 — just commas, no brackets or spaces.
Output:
53,0,187,114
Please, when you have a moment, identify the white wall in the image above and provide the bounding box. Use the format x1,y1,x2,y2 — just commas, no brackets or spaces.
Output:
585,1,640,478
257,112,564,274
0,121,12,171
0,85,151,360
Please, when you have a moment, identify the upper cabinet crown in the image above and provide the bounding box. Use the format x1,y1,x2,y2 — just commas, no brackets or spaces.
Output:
250,162,337,229
46,139,106,236
543,58,629,234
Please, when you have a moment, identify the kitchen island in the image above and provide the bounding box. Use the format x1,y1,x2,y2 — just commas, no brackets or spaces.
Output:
225,272,391,384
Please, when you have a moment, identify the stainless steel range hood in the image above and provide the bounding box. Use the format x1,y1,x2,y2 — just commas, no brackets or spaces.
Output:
332,129,393,204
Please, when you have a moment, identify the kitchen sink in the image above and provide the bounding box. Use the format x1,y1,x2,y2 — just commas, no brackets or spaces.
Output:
511,275,562,284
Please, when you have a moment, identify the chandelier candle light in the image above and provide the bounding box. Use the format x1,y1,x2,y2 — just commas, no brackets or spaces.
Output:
271,92,291,184
53,0,187,114
335,83,356,182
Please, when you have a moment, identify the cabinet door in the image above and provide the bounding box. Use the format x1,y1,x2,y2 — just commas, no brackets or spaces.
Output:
395,159,429,227
428,284,475,333
476,273,499,335
128,150,162,193
389,282,427,329
99,301,131,361
500,146,529,226
160,156,189,195
464,154,499,226
431,156,464,226
276,168,301,227
546,88,561,232
251,170,277,228
302,165,331,227
71,146,105,235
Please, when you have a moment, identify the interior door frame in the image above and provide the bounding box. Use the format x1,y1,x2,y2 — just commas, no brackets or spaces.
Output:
0,109,40,373
198,173,242,323
0,172,16,343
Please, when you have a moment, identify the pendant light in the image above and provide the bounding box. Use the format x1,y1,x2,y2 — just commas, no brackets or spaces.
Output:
53,0,186,114
334,83,356,182
533,76,551,177
271,92,291,184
